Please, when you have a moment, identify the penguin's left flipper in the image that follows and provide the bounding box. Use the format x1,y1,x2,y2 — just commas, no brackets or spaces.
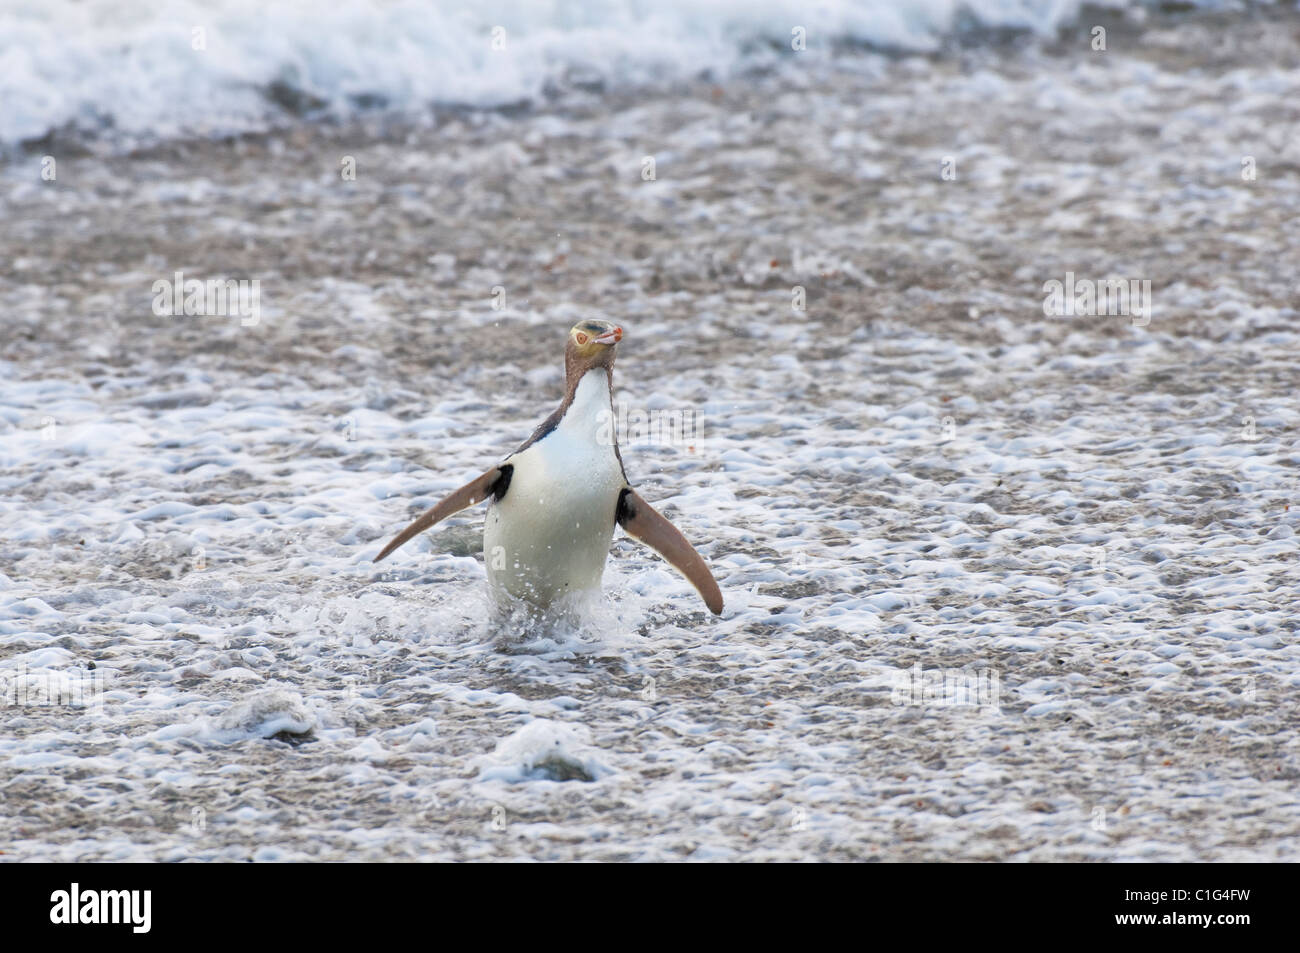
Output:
616,488,723,615
374,465,512,563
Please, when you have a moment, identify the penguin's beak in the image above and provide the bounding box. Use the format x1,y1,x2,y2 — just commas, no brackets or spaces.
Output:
593,326,622,346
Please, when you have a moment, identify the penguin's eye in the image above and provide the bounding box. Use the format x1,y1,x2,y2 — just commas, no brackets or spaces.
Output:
575,332,589,345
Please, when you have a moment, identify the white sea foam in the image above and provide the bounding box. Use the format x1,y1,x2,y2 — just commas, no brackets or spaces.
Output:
476,719,613,783
0,0,1132,148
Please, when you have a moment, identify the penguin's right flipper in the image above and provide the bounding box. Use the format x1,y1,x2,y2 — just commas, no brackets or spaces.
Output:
617,488,723,615
374,465,511,562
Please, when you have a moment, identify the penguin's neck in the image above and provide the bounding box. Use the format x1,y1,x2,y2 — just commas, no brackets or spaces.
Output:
556,367,613,444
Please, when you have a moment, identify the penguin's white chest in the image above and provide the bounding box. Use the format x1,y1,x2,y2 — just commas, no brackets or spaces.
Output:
483,370,625,608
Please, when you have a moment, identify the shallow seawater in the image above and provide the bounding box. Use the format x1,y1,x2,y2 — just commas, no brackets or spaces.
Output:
480,591,629,654
2,7,1299,860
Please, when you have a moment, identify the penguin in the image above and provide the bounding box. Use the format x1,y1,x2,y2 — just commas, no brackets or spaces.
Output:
374,320,723,616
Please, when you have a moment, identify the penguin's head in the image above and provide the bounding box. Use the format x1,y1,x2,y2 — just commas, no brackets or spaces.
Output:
564,319,622,388
568,319,622,357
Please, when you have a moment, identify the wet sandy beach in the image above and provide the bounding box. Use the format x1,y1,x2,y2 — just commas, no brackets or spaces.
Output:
2,6,1299,860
